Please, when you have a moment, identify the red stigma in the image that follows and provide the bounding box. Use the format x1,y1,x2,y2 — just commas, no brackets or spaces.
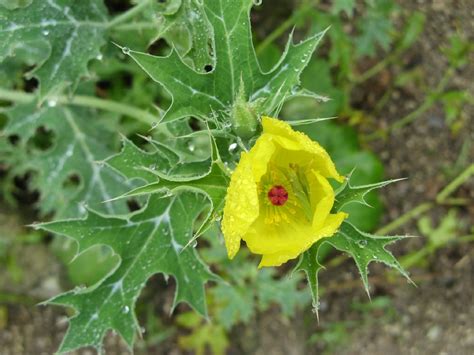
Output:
267,185,288,206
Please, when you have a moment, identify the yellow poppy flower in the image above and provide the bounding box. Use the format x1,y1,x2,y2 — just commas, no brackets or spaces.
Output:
221,116,348,267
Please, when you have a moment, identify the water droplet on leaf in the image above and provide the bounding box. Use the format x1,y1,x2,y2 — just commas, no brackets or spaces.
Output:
228,143,238,152
47,99,57,107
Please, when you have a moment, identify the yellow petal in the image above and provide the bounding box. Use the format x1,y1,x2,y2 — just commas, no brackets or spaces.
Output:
248,134,276,182
243,214,315,256
258,212,348,267
221,152,259,258
307,170,335,231
261,116,343,182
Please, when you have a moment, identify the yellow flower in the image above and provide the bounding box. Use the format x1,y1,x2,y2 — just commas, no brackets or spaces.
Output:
221,116,348,267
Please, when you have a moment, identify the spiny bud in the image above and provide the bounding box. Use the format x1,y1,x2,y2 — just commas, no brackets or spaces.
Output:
230,79,259,139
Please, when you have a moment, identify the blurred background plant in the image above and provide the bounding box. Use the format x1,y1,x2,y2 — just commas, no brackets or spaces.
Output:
0,0,472,353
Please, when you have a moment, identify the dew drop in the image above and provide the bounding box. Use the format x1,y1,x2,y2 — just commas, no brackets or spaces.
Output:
121,47,131,55
122,306,130,314
253,0,262,5
228,142,237,152
96,53,103,60
187,142,195,152
42,29,49,36
357,240,368,248
47,99,57,107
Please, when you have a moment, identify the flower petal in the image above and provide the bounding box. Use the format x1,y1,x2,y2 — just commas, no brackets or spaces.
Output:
248,134,276,182
308,170,335,231
257,212,347,267
261,116,343,182
243,216,314,255
221,152,260,258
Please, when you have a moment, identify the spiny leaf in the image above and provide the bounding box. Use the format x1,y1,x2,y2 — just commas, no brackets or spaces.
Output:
1,103,133,218
123,0,326,123
296,221,412,314
334,171,406,212
38,192,217,353
153,0,213,71
112,0,213,70
0,0,108,101
108,134,230,242
328,221,413,296
292,239,325,318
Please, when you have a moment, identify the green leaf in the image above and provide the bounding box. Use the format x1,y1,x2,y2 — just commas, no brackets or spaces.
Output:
355,0,397,57
283,59,345,119
334,171,405,212
398,12,425,51
0,0,108,101
292,239,325,316
123,0,327,123
0,0,32,10
296,221,412,314
257,268,311,316
211,282,255,329
37,192,217,353
109,133,230,241
400,209,463,269
331,0,356,18
112,0,213,71
1,103,133,218
176,311,229,355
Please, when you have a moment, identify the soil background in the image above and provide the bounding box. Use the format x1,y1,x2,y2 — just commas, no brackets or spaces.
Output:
1,0,473,354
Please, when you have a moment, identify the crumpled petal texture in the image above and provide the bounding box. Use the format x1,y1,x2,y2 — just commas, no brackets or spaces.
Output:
222,116,347,267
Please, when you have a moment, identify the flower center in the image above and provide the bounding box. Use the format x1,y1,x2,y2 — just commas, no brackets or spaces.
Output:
267,185,289,206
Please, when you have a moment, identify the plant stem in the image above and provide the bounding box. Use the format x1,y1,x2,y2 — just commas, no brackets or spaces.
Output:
0,292,39,305
390,67,454,131
107,0,151,29
0,88,157,125
436,164,474,203
376,163,474,235
376,202,433,235
352,51,399,85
